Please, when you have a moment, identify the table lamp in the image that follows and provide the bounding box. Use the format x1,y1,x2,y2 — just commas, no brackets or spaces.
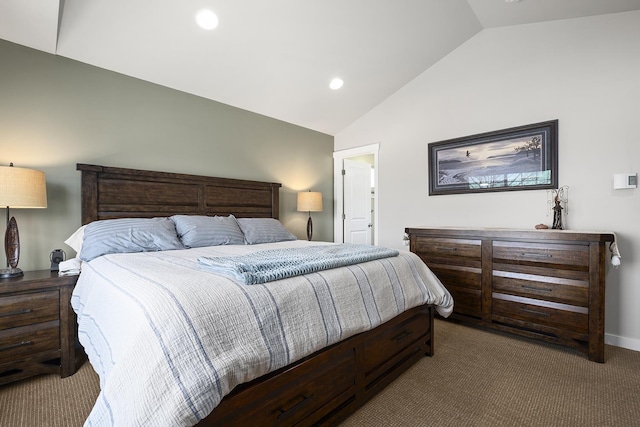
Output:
0,163,47,278
297,191,322,241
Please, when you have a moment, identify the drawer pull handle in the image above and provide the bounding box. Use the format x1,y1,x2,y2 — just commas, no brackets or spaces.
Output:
0,308,32,318
521,285,552,292
520,252,553,259
520,308,551,317
394,330,413,343
436,247,457,252
277,394,315,421
0,341,33,352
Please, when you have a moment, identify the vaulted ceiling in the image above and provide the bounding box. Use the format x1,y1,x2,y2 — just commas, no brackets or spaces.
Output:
2,0,640,135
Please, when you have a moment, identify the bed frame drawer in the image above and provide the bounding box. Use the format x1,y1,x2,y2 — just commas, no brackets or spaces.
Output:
204,305,435,426
363,311,429,376
207,346,356,425
210,345,355,426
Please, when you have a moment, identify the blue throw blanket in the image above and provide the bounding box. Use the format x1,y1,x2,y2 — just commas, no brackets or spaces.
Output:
198,244,399,285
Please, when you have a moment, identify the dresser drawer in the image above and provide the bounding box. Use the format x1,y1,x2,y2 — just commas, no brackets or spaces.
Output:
213,346,355,425
363,311,429,374
493,241,589,268
492,293,588,334
492,268,588,307
447,287,482,318
0,290,59,330
429,263,481,290
0,321,60,364
415,237,481,264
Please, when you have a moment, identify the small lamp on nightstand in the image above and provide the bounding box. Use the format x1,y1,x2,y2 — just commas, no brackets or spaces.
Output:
0,163,47,278
297,191,322,241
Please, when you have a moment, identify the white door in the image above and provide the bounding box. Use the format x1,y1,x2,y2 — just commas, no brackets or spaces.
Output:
343,159,372,244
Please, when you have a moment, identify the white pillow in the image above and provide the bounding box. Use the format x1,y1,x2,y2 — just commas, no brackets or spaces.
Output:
64,225,87,254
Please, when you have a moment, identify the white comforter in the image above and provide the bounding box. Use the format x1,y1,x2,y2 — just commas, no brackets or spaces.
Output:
72,240,453,426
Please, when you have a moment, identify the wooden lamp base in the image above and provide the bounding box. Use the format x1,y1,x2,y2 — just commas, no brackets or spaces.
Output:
2,216,23,278
306,215,313,241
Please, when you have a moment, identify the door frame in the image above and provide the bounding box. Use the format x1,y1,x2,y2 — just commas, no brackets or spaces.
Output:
333,143,379,244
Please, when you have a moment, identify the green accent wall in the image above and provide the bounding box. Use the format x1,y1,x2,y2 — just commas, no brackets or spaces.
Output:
0,39,334,270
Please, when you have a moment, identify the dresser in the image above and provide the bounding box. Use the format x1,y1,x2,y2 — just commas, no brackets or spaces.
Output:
405,227,615,362
0,270,79,384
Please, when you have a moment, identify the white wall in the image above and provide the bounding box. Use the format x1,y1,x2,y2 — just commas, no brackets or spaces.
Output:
335,12,640,350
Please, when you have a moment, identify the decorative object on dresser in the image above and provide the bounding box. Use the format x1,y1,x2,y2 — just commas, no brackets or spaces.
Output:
0,270,79,385
428,120,558,196
297,190,323,241
0,163,48,278
547,185,569,230
405,227,615,363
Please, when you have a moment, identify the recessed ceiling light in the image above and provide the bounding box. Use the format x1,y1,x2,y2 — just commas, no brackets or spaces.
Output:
196,9,219,30
505,0,522,3
329,78,344,90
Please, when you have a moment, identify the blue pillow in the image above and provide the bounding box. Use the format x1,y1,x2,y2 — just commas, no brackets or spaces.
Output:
171,215,245,248
236,218,297,244
80,217,184,262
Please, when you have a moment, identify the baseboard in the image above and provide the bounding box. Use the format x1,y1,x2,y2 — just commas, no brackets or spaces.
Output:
605,333,640,352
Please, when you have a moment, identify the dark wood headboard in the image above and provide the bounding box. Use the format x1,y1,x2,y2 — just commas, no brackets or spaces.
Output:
77,164,281,225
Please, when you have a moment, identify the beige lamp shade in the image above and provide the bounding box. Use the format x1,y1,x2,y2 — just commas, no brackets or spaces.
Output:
0,164,47,278
0,165,47,208
297,191,322,212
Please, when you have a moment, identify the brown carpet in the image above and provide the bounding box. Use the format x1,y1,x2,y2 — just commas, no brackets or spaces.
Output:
1,319,639,426
0,361,98,427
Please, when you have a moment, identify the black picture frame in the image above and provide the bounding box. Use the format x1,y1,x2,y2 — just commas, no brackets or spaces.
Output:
428,120,558,196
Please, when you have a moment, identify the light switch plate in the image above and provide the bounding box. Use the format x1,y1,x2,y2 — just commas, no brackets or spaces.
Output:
613,173,637,189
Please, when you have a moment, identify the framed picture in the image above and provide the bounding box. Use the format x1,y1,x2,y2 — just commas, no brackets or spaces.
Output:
428,120,558,196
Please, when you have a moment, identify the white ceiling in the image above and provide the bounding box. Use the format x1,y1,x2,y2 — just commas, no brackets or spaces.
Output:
2,0,640,136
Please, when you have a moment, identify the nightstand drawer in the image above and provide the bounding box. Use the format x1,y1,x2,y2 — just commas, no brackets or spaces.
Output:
0,270,79,384
0,290,59,329
0,320,60,364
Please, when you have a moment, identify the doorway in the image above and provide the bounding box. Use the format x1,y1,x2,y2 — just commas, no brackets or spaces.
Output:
333,143,379,244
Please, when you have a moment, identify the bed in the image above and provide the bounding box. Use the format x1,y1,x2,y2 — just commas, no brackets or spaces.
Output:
72,163,453,426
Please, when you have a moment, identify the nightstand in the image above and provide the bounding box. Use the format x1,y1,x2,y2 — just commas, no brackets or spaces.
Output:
0,270,79,385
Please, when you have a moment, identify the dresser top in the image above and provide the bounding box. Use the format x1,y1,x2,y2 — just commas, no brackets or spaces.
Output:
404,227,615,243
